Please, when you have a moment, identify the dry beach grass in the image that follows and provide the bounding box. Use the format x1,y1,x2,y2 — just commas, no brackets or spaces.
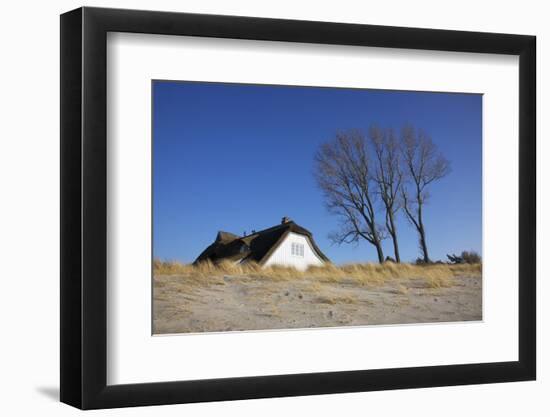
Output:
153,260,482,334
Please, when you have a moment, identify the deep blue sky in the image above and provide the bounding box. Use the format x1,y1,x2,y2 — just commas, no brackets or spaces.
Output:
153,81,482,264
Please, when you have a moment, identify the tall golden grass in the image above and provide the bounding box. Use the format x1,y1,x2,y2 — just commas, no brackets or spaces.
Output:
153,259,481,288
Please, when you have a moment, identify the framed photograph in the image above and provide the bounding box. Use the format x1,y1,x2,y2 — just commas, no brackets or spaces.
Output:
60,6,536,409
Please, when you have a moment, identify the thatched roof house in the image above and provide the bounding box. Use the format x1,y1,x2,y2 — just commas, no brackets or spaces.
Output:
194,217,329,271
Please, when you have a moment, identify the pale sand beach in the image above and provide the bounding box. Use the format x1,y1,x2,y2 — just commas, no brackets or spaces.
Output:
153,272,482,334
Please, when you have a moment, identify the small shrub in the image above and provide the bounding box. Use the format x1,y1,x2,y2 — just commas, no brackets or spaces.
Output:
446,251,481,264
461,251,482,264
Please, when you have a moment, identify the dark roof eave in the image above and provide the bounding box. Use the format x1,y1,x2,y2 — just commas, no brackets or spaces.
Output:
194,221,330,265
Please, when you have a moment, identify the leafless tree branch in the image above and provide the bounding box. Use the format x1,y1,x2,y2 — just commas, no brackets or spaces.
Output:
400,125,451,263
315,130,386,263
369,126,403,262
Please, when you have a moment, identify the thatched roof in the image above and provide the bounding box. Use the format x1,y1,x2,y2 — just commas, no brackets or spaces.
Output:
194,220,330,265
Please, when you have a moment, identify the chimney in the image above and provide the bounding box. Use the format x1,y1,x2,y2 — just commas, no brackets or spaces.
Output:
281,216,291,224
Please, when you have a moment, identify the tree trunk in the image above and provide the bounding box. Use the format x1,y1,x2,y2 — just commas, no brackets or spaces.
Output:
392,234,400,262
417,209,430,263
387,212,400,263
416,194,430,263
389,233,400,262
419,227,429,263
374,239,385,263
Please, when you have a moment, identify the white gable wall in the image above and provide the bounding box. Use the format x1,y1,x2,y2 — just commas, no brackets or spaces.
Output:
262,232,325,271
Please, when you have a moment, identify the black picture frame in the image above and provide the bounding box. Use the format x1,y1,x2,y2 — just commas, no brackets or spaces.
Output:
60,6,536,410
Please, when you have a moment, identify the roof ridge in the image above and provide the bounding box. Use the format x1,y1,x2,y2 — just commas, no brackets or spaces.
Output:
194,220,329,265
240,221,294,239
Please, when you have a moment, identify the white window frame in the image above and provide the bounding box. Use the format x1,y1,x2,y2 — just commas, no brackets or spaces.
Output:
291,242,304,257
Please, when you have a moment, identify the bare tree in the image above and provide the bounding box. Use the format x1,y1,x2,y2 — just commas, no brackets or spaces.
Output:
400,125,451,263
370,126,403,262
314,130,386,263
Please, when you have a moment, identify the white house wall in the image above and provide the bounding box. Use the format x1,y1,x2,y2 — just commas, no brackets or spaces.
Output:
262,232,325,271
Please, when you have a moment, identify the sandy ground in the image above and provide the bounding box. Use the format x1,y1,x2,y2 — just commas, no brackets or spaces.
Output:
153,274,482,334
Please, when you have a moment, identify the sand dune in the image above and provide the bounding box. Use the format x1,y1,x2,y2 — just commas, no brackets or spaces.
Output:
153,272,482,334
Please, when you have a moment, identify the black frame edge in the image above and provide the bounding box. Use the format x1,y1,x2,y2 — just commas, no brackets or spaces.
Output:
81,6,109,409
518,35,537,379
60,7,83,409
60,6,537,410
